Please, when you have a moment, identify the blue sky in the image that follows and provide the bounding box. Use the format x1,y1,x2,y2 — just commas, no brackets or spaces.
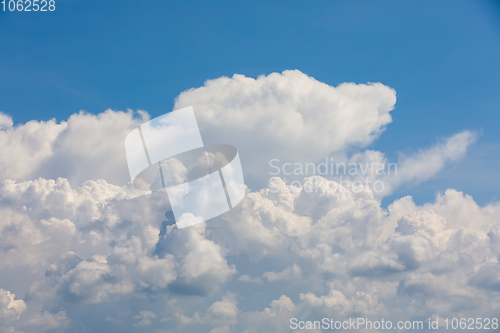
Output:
1,0,500,206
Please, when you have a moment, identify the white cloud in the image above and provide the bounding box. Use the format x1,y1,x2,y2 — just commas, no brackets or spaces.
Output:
209,326,231,333
175,70,396,189
236,275,263,284
0,110,148,187
0,112,13,129
0,172,497,332
0,71,493,332
207,292,239,321
134,310,157,326
263,263,302,282
175,311,200,325
381,130,477,194
0,71,474,200
0,289,26,321
27,311,69,330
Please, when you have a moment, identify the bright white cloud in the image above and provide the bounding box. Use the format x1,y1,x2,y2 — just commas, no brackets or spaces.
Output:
0,112,13,129
0,71,474,197
0,71,493,333
175,70,397,189
0,172,497,332
381,130,477,194
207,292,239,321
0,289,26,321
0,110,148,187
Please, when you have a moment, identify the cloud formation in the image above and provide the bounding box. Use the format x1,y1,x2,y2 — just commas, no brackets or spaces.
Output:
0,110,148,187
175,70,397,189
0,289,26,321
0,71,491,332
0,173,496,332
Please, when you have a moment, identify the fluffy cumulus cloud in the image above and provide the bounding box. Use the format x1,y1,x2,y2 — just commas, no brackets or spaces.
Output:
0,71,493,332
0,110,149,187
0,289,26,321
175,70,397,189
